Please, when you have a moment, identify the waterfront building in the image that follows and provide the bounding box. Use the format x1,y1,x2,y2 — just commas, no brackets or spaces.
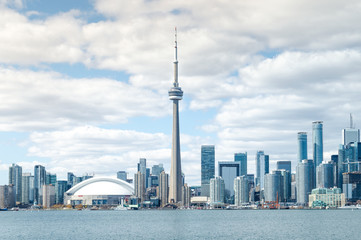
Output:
0,185,15,209
21,173,32,204
55,180,68,204
201,145,215,197
308,188,345,208
298,132,308,162
64,177,133,206
117,171,127,181
159,171,169,207
210,177,225,205
34,165,46,205
67,172,75,188
342,172,361,202
234,152,247,176
312,121,323,170
234,176,249,206
218,161,240,204
264,170,283,202
168,29,183,204
277,161,291,173
42,184,55,208
296,159,315,205
181,184,191,208
9,163,22,203
316,162,334,188
134,171,146,203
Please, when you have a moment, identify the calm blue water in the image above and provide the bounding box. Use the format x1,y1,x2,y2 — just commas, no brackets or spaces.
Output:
0,210,360,239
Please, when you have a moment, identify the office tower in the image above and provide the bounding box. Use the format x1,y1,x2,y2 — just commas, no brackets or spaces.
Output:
297,132,308,162
316,162,334,188
9,163,22,203
42,185,55,208
181,184,191,208
201,145,215,197
67,172,75,188
234,152,247,176
146,168,150,188
0,185,15,209
34,165,46,205
117,171,127,181
134,171,146,203
264,170,284,202
168,29,183,203
255,150,263,185
137,158,147,174
331,154,339,187
338,142,360,187
312,121,323,170
218,161,240,204
296,159,315,205
210,176,225,204
234,176,249,206
279,170,291,202
277,161,291,173
82,174,93,181
342,114,360,145
342,172,361,202
46,173,57,185
259,154,269,190
55,181,68,204
21,173,32,204
151,164,164,177
159,171,169,207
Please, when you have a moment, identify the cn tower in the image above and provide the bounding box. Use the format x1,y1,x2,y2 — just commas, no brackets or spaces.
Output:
168,28,183,203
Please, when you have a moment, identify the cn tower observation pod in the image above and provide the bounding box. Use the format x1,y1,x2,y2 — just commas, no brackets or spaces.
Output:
64,177,134,206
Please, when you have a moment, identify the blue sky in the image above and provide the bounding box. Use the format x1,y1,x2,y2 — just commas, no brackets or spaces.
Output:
1,0,361,185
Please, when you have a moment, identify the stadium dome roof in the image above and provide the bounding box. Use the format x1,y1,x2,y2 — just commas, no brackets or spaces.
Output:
66,177,134,196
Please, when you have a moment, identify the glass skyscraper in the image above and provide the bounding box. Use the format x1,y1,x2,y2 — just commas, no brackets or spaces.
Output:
297,132,308,162
210,176,225,204
312,121,323,170
342,128,360,145
277,161,291,173
34,165,46,205
9,163,22,202
296,159,315,205
316,162,334,189
234,152,247,176
201,145,215,197
264,170,283,202
258,153,269,190
234,176,248,206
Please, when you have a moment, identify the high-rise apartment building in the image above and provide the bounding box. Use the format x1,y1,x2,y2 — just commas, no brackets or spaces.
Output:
55,180,68,204
296,159,315,205
218,161,240,204
201,145,215,197
181,184,191,208
0,185,15,209
258,152,269,190
210,176,225,204
134,171,146,203
234,176,249,206
21,173,32,204
312,121,323,170
234,152,247,176
34,165,46,205
297,132,308,162
159,171,169,207
42,185,55,208
264,170,284,202
9,163,22,203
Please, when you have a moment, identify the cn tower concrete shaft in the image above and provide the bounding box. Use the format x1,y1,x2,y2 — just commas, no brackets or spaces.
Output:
168,28,183,203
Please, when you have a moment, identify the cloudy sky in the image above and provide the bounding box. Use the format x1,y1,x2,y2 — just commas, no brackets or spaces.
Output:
0,0,360,185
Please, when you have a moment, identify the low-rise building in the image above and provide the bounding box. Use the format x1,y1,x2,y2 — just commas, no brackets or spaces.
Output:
308,187,345,208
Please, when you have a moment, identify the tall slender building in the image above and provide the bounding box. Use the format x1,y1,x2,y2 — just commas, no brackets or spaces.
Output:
235,152,247,176
312,121,323,170
168,28,183,203
9,163,22,203
297,132,308,162
201,145,215,197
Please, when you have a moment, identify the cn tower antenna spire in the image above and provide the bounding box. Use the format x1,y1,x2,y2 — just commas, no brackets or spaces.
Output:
175,27,178,61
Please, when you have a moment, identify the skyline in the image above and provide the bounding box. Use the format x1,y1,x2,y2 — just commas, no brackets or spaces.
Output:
1,0,361,185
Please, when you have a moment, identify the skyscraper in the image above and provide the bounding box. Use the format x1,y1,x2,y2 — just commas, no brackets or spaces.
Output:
234,176,249,206
134,171,146,203
201,145,215,197
117,171,127,181
297,132,308,162
342,128,360,145
168,29,183,203
234,152,247,176
316,162,334,188
219,161,240,204
264,170,284,202
296,159,315,205
55,180,68,204
260,153,269,190
21,173,31,204
9,163,22,203
312,121,323,170
34,165,46,205
42,185,55,208
277,161,291,173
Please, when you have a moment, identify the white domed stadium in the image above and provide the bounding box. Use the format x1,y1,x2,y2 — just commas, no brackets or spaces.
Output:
64,177,134,206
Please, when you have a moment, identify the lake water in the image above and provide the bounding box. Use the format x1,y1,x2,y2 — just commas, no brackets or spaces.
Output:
0,210,360,239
